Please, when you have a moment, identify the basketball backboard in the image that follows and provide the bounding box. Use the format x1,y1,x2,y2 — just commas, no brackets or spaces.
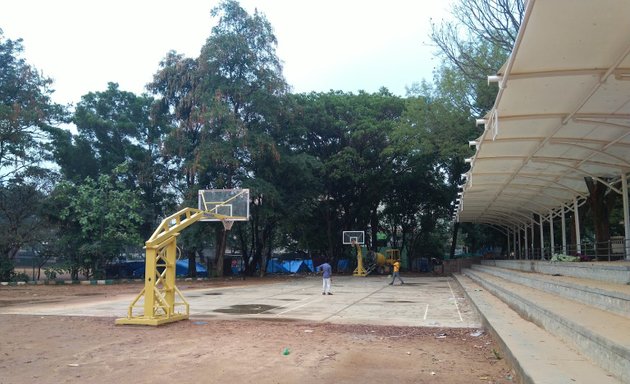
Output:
198,189,250,222
342,231,365,245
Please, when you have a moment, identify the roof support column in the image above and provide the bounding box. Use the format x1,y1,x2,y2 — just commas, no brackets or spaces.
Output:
514,225,521,259
508,225,516,259
561,207,567,255
506,226,511,258
524,223,529,259
539,214,545,260
516,225,521,259
531,218,535,259
549,210,555,257
622,172,630,260
574,197,582,255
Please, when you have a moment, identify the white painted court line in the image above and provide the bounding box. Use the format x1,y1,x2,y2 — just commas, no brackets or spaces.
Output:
321,283,389,322
273,296,322,316
447,280,464,322
423,304,429,320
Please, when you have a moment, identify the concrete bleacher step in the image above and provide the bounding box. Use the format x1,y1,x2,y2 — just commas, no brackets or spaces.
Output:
459,268,630,383
454,273,621,384
481,259,630,285
470,264,630,319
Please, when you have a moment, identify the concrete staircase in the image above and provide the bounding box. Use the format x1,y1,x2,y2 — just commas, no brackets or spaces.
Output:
454,260,630,384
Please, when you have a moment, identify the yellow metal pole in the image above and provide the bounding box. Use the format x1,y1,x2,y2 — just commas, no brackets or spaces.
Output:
143,246,157,318
165,238,177,315
116,207,224,326
353,242,367,276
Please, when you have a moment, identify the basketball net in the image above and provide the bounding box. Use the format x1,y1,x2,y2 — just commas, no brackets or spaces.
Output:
222,220,234,231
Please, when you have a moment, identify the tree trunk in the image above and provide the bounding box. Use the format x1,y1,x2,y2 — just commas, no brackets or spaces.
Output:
237,222,250,276
449,221,459,258
214,226,227,277
370,205,379,251
187,248,197,278
585,177,613,255
7,246,19,261
533,213,541,258
255,216,263,277
326,199,334,260
205,255,212,278
399,224,412,259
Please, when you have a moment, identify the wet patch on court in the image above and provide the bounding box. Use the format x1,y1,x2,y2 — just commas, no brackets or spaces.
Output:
214,304,281,314
382,300,415,303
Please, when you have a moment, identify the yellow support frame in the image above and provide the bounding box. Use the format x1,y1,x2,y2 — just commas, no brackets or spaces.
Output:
352,242,368,277
116,208,206,326
116,189,249,326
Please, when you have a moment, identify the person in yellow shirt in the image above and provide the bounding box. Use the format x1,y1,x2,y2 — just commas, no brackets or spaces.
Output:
389,259,404,285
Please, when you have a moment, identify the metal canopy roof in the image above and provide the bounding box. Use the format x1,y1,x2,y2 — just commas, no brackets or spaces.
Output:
455,0,630,227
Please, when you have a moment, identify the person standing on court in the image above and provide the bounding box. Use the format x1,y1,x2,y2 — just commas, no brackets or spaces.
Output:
389,259,404,285
317,260,333,295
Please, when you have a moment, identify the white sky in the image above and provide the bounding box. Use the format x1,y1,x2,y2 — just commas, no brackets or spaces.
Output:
1,0,452,106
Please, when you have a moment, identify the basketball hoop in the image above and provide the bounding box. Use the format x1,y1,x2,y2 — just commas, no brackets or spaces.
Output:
222,220,234,231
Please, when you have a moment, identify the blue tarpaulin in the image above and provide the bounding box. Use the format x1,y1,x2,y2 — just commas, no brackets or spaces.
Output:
175,260,207,276
266,259,314,274
266,259,289,273
337,259,350,273
107,260,207,278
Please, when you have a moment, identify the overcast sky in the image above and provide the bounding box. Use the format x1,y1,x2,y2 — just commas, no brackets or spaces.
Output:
1,0,452,106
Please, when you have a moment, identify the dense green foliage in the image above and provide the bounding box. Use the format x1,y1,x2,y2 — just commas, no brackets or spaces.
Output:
50,165,143,279
0,28,65,280
10,0,605,280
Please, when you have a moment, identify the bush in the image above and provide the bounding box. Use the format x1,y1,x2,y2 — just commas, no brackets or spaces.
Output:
11,272,30,282
44,267,63,280
0,258,15,281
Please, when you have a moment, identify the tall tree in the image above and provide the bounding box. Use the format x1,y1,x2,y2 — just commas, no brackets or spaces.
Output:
149,0,288,276
429,0,525,254
385,93,465,261
0,29,66,182
0,181,51,280
0,29,65,279
46,83,174,239
284,90,405,261
430,0,523,84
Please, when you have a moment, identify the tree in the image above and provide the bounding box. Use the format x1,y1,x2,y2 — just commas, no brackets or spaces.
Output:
75,83,174,238
384,94,462,261
54,164,143,279
584,177,617,254
430,0,524,83
0,29,65,279
0,29,66,182
149,0,288,276
0,181,51,280
44,83,175,240
281,90,406,262
429,0,525,254
42,181,86,280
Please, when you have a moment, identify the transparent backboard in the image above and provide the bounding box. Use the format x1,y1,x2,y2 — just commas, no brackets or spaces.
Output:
198,189,250,222
342,231,365,245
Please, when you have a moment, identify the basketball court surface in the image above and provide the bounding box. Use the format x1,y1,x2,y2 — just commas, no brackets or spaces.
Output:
0,275,481,328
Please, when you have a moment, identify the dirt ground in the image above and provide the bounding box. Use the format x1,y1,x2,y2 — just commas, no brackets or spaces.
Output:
0,278,515,384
